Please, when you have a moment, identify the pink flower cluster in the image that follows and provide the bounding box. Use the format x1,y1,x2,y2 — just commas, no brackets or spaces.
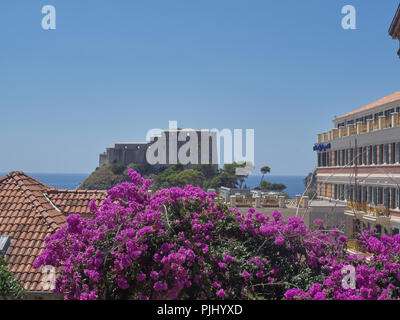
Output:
285,229,400,300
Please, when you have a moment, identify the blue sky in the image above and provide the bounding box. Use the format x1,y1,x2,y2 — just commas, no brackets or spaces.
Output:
0,0,399,175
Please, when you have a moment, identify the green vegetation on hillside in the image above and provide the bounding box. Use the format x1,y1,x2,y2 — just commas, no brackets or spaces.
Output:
79,162,248,191
254,165,287,192
78,164,131,190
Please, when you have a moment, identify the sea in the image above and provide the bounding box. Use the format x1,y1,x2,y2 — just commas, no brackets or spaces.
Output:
243,175,306,199
0,173,89,190
0,173,306,199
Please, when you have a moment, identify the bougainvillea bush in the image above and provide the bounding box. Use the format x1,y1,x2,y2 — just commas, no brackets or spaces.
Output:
285,229,400,300
34,169,400,300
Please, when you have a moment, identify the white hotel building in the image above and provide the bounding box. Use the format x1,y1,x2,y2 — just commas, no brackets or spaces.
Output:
315,91,400,237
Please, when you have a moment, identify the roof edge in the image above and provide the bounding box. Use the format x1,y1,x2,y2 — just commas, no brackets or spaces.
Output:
335,91,400,120
389,3,400,37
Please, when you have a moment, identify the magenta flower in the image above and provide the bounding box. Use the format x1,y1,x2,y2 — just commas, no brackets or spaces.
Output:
216,289,225,298
274,236,285,246
242,270,251,279
218,262,227,269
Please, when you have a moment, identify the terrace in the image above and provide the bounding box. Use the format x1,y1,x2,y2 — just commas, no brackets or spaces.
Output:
345,201,391,226
228,193,309,209
317,113,400,144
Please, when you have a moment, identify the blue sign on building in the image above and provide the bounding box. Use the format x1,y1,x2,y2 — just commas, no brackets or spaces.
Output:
313,143,331,152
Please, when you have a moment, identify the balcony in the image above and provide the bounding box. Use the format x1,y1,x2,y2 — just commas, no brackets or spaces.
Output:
345,201,391,225
317,113,400,143
346,239,373,257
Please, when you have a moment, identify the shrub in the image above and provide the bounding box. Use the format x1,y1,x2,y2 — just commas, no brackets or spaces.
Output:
34,170,400,300
111,163,126,175
0,258,25,299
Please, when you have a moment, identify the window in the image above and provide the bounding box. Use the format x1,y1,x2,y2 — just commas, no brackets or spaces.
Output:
398,188,400,208
385,144,389,164
327,152,330,167
369,146,373,165
350,149,354,165
384,188,389,207
398,142,400,164
342,150,346,166
392,188,396,209
378,187,383,205
391,143,396,164
362,186,367,203
0,236,11,257
362,147,366,165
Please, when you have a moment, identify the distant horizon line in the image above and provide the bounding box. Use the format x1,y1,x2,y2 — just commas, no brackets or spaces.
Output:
0,171,308,178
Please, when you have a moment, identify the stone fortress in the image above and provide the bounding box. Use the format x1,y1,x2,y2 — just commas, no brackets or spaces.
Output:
99,128,219,169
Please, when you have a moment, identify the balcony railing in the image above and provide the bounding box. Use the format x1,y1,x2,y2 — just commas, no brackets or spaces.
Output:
346,201,390,217
317,113,400,143
346,239,373,257
346,201,392,226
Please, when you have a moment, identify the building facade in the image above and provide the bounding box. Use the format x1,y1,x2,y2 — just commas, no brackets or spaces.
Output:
389,3,400,58
315,91,400,237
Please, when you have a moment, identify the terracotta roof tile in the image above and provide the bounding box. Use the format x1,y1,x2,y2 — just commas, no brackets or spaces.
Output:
0,171,107,293
46,189,106,217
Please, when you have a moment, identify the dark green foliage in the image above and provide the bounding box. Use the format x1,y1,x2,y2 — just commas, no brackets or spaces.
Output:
0,258,25,299
78,164,130,190
111,163,125,175
258,180,287,192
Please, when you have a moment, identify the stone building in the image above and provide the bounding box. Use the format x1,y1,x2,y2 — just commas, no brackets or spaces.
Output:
99,129,218,168
389,3,400,58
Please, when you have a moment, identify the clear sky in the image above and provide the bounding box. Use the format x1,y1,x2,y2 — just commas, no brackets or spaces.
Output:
1,0,399,175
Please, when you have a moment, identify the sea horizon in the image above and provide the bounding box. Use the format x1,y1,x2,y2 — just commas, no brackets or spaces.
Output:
0,172,306,199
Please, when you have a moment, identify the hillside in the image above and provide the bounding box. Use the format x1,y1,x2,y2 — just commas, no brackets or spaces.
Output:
79,163,245,191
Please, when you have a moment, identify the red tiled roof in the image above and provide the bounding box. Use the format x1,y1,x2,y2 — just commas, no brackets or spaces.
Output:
46,189,106,217
0,172,106,293
336,91,400,120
